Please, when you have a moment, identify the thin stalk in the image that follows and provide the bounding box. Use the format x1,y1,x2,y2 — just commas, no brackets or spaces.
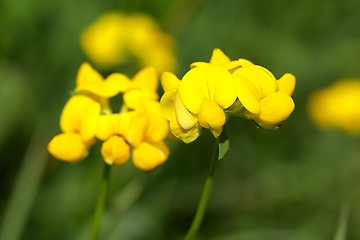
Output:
90,162,112,240
184,139,219,240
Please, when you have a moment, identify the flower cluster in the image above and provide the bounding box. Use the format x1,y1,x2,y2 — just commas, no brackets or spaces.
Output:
81,12,177,73
160,48,296,143
48,63,170,171
308,79,360,135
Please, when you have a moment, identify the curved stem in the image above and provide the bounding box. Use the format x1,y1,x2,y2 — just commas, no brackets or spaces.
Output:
184,139,219,240
90,162,111,240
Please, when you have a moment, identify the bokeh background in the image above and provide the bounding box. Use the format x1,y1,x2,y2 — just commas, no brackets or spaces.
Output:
1,0,360,239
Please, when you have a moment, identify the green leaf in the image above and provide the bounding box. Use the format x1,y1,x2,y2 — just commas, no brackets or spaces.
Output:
217,131,230,160
333,202,350,240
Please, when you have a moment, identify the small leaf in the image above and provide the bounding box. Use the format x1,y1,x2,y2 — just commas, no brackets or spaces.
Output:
217,131,230,160
333,202,350,240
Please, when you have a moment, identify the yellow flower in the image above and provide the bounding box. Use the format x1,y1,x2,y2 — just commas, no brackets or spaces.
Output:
48,95,101,162
81,11,177,72
160,64,237,142
96,101,169,171
232,65,296,129
308,79,360,134
191,48,254,73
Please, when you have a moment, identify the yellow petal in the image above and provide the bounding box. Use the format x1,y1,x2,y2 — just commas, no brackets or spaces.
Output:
179,65,236,113
105,73,133,93
232,72,261,114
79,100,101,142
140,101,169,141
233,65,277,114
174,91,198,130
237,58,254,67
209,48,231,65
76,62,104,87
132,141,169,171
190,62,210,69
47,133,88,162
160,89,176,120
258,92,295,126
60,95,100,142
178,67,206,113
277,73,296,96
76,69,131,98
160,92,201,143
96,112,145,146
161,72,180,92
210,66,237,109
198,101,226,130
169,113,201,143
123,89,158,109
101,135,130,165
75,82,119,98
132,66,158,92
96,114,118,140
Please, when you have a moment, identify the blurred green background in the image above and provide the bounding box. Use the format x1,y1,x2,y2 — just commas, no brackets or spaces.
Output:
1,0,360,239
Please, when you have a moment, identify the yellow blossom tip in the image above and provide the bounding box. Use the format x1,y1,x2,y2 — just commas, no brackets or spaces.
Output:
209,48,231,65
161,72,180,92
277,73,296,96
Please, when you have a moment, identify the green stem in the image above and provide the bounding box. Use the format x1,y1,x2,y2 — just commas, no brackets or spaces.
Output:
90,162,112,240
184,139,220,240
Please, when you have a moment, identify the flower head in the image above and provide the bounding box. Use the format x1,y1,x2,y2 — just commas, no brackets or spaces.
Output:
308,79,360,134
161,64,237,142
49,63,171,171
160,48,296,143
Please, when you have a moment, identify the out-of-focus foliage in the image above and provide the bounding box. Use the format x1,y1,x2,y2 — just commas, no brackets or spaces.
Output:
1,0,360,239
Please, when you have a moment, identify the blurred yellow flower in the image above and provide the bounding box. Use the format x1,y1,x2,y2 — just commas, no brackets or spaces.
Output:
308,79,360,134
161,64,237,142
96,101,169,171
47,95,101,162
233,65,295,129
81,11,177,73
